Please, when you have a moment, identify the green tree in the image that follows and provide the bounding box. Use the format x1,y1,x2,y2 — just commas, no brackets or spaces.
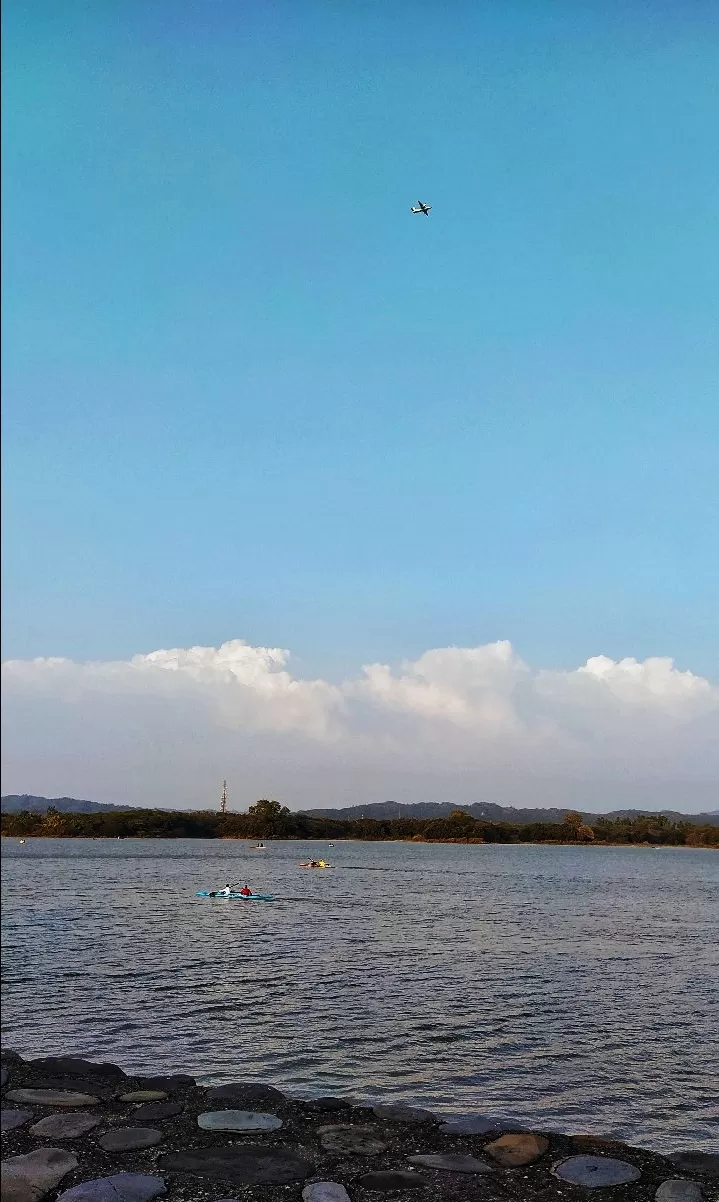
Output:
564,810,584,829
40,806,66,836
247,798,292,837
248,799,290,819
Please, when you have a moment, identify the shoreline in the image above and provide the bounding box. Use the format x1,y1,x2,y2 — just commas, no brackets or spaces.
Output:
1,1051,716,1202
2,833,714,850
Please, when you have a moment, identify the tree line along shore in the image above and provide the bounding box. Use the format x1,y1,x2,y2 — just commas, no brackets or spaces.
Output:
2,799,717,846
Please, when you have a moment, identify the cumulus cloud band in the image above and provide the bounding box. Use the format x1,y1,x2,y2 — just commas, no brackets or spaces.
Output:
2,639,717,807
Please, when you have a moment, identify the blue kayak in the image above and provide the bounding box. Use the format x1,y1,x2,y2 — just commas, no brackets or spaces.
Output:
196,891,275,900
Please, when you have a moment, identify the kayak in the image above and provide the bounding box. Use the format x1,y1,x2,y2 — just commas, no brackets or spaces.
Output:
196,891,275,900
298,863,334,869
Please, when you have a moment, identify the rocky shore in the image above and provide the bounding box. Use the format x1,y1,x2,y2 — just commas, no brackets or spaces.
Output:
2,1052,716,1202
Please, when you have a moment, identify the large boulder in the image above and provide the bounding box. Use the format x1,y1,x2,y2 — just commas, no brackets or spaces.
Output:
484,1133,549,1166
553,1156,642,1187
134,1075,194,1090
196,1110,283,1132
97,1128,163,1152
29,1113,100,1139
5,1089,100,1108
301,1182,351,1202
408,1154,492,1173
27,1058,125,1081
1,1110,32,1132
372,1104,435,1124
668,1152,719,1178
130,1101,182,1122
656,1181,704,1202
1,1148,77,1202
302,1187,351,1202
56,1175,166,1202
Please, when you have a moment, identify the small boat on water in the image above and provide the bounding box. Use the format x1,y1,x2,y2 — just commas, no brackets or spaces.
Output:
19,839,26,845
250,843,267,850
299,860,333,869
196,890,275,901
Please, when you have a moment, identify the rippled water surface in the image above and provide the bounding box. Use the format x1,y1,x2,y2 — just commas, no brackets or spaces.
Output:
2,838,717,1151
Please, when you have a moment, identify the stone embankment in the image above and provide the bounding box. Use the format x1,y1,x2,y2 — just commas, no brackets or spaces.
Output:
1,1052,716,1202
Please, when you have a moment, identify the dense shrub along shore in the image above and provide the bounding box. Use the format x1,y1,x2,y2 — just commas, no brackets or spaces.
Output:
1,1051,717,1202
2,800,717,846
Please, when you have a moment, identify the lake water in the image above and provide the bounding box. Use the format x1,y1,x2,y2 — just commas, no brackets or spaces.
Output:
1,837,717,1152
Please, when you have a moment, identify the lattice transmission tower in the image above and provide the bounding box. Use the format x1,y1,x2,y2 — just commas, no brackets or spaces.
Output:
220,780,228,814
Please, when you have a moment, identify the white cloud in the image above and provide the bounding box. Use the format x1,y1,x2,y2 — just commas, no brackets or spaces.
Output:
2,640,344,739
2,639,718,810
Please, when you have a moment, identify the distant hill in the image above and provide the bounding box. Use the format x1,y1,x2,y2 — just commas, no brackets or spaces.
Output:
300,800,719,827
3,794,717,826
600,808,719,826
0,795,135,815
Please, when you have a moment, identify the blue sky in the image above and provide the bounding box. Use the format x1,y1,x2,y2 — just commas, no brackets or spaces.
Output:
2,2,718,809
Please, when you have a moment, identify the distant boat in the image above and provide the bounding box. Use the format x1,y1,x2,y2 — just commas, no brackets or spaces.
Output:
251,843,267,850
19,839,25,845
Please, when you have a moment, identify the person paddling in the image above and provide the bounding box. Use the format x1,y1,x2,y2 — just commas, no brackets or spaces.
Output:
239,884,253,896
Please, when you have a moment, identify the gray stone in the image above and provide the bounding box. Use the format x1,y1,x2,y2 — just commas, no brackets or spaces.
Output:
372,1103,435,1124
30,1078,116,1102
357,1171,429,1191
56,1174,167,1202
130,1100,183,1122
303,1185,352,1202
485,1132,549,1167
317,1125,387,1155
97,1127,163,1152
306,1097,352,1112
159,1146,313,1185
656,1181,704,1202
1,1050,24,1064
553,1156,642,1187
135,1075,194,1090
1,1109,32,1132
5,1089,100,1108
668,1153,719,1179
119,1091,167,1103
197,1110,283,1132
205,1081,285,1105
1,1148,77,1202
29,1112,100,1139
27,1057,125,1081
439,1115,499,1135
408,1154,493,1173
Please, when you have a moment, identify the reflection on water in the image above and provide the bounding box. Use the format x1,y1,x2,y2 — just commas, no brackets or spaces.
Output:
1,837,717,1152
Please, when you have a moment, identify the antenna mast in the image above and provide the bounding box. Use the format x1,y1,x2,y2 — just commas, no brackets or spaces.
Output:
220,780,228,814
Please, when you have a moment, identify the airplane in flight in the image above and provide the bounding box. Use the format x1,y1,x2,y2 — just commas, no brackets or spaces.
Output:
410,201,432,216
